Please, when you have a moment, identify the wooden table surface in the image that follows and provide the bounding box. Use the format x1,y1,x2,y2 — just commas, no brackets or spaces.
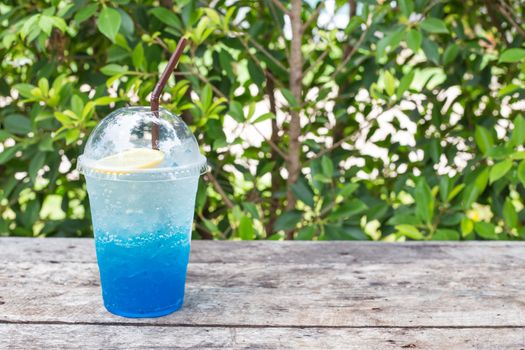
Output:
1,238,524,349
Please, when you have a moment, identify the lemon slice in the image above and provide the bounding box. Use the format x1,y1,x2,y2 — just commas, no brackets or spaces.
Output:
93,148,165,173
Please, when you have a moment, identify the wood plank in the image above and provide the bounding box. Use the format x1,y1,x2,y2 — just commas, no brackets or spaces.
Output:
1,238,524,264
2,324,524,350
1,251,524,327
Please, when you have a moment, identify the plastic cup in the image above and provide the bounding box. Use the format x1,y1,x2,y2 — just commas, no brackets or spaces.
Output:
78,107,207,318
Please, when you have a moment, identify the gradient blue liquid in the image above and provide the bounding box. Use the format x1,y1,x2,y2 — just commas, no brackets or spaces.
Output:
95,227,190,317
85,175,199,318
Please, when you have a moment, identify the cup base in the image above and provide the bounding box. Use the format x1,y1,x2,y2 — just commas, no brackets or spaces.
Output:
104,298,184,318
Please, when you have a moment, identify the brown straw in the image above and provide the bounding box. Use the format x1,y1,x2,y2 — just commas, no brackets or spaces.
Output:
150,37,188,149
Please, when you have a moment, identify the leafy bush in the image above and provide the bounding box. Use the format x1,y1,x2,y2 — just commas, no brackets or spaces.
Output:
1,0,525,240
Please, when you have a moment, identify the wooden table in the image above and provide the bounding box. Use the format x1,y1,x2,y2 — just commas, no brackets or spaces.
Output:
1,238,524,349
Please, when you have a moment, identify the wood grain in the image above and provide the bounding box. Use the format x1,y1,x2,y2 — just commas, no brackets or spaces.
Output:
2,324,525,350
1,238,524,349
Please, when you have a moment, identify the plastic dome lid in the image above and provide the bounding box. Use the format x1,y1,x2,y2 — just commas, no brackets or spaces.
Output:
77,106,207,181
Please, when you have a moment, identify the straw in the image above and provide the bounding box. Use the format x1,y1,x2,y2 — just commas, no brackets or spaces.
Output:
150,37,188,149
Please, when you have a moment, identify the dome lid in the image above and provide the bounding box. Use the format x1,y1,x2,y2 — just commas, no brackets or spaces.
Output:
77,106,207,181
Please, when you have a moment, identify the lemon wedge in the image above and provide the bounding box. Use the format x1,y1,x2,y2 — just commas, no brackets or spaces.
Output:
93,148,165,173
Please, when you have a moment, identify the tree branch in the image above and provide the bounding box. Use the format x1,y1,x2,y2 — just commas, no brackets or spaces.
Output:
238,33,289,72
496,0,525,39
265,71,282,237
331,20,369,79
311,133,354,160
268,0,291,15
205,172,234,209
186,57,289,161
285,0,303,239
253,124,289,160
238,37,284,88
303,47,330,76
301,4,322,33
484,0,509,45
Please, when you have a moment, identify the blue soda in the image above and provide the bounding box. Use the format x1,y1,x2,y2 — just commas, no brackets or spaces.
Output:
95,226,190,317
86,175,199,318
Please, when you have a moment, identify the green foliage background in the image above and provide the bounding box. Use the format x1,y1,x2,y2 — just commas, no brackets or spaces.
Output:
1,0,525,240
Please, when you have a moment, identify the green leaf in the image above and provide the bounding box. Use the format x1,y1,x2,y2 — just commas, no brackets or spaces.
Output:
439,176,450,203
499,48,525,63
321,156,334,178
38,78,49,96
20,199,40,229
330,199,368,220
274,210,303,231
14,84,36,99
376,29,404,59
518,160,525,186
74,3,98,23
432,229,459,240
499,84,521,97
200,84,213,112
421,38,440,64
291,178,315,208
415,178,434,224
29,152,46,182
383,71,396,96
246,102,256,121
54,111,73,126
460,217,474,236
281,88,299,108
252,112,275,124
150,7,182,29
70,95,84,117
503,199,518,229
428,138,440,163
239,215,255,240
94,96,120,106
0,146,18,165
395,224,423,240
0,130,12,141
296,226,316,240
406,29,422,52
398,0,414,17
65,129,80,145
38,136,54,152
420,17,448,34
218,49,234,80
5,114,31,134
443,44,459,64
132,43,144,70
97,7,121,42
247,59,265,86
228,101,244,122
387,213,421,226
489,159,512,184
38,15,54,36
474,221,497,240
396,70,414,99
462,168,489,208
100,64,127,76
339,183,359,197
511,115,525,146
474,125,494,155
511,151,525,160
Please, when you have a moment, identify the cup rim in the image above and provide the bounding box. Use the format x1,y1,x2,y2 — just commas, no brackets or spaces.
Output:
78,154,209,181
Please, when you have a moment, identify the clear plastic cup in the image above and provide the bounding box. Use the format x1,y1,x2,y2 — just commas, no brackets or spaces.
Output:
77,107,207,318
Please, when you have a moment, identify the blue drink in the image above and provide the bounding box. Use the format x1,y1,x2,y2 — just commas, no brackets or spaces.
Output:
78,107,207,318
86,175,199,317
95,228,191,317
